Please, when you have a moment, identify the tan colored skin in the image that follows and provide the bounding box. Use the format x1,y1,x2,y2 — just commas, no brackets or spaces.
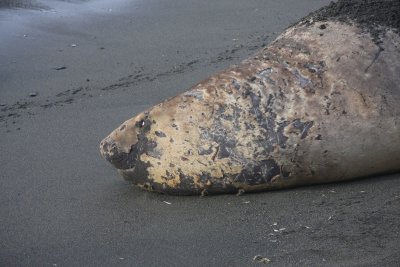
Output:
100,20,400,195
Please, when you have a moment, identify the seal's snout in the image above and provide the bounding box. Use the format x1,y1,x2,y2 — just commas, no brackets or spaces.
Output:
100,117,141,170
100,136,132,170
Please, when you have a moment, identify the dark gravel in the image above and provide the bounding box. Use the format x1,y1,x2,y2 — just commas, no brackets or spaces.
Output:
309,0,400,43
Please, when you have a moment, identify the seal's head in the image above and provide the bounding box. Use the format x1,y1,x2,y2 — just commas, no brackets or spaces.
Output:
99,90,225,194
100,111,156,182
100,114,151,170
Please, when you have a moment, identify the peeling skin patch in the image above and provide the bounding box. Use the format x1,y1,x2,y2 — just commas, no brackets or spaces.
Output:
291,68,312,88
292,119,314,139
257,68,276,85
100,14,400,195
234,159,280,185
155,131,166,137
198,145,213,155
231,79,241,90
304,62,325,74
145,140,162,159
183,90,204,100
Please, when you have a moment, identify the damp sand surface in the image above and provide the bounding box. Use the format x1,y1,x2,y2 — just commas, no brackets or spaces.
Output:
1,0,399,266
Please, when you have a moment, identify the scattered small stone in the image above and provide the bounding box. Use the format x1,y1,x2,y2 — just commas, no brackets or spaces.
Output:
243,201,250,204
54,66,67,71
200,189,208,197
0,103,6,106
272,222,278,226
119,257,124,260
29,92,38,97
236,189,245,196
71,44,77,47
360,190,366,193
163,201,172,205
99,47,105,50
328,215,333,220
86,78,90,82
253,255,271,264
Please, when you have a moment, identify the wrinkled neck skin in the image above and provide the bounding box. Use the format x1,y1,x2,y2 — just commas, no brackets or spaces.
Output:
100,20,400,195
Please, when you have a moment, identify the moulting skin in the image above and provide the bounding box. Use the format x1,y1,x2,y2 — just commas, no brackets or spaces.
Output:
100,2,400,195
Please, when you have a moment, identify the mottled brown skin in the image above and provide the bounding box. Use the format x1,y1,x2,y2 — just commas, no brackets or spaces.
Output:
100,19,400,195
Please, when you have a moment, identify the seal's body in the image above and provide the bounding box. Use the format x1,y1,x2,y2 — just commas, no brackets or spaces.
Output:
100,1,400,195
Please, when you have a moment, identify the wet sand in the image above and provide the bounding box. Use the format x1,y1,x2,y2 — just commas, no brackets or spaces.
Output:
1,0,399,266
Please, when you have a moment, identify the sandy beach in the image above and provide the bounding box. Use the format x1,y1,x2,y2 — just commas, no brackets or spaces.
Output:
1,0,399,266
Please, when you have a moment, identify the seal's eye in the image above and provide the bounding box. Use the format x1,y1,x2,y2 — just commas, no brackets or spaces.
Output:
136,120,145,128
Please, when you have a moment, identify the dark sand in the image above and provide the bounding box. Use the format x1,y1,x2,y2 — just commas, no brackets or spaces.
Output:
1,0,399,266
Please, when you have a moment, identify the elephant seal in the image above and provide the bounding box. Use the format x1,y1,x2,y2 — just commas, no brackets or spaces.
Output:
100,0,400,195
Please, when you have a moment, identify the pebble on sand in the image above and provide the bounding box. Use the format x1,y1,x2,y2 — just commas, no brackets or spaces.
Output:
253,255,271,264
54,66,67,70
